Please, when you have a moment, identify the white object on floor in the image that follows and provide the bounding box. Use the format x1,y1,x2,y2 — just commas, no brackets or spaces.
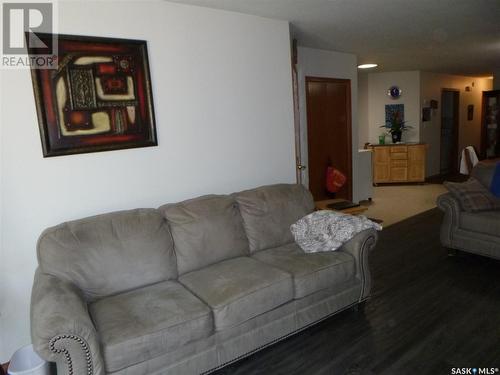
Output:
8,345,49,375
459,146,479,175
290,210,382,253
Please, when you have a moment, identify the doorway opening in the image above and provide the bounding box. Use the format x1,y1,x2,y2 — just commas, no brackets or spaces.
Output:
440,89,460,175
305,77,352,201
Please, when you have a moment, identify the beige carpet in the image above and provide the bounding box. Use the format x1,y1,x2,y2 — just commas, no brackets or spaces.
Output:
361,184,447,227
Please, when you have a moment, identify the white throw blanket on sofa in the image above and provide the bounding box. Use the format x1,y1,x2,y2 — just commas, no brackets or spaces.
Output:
291,210,382,253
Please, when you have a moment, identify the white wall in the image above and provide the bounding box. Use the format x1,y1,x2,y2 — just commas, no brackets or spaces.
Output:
420,72,492,176
364,71,421,145
358,73,369,148
0,1,296,361
296,46,360,202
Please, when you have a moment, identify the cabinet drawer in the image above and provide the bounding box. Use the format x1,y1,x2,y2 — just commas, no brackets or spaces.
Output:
391,152,408,160
391,159,408,167
391,146,408,153
373,147,391,162
390,167,408,181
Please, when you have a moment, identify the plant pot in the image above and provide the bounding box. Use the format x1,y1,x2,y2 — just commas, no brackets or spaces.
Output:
391,131,402,143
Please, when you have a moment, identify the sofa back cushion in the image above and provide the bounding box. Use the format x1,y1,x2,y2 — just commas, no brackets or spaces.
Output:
444,178,500,212
234,184,315,252
471,162,495,188
37,209,176,301
159,195,249,275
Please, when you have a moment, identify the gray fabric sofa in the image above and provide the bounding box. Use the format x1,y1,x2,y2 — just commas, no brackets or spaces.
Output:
437,163,500,260
31,184,378,375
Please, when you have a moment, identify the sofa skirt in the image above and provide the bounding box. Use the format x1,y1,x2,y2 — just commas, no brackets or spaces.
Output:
109,279,362,375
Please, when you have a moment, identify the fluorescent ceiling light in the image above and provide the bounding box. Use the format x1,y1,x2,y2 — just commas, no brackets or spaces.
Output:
358,63,378,69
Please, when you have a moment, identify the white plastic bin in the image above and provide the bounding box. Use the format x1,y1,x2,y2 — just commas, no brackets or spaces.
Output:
8,345,49,375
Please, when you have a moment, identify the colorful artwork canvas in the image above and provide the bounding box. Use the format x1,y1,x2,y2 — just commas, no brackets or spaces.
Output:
385,104,404,127
28,34,157,157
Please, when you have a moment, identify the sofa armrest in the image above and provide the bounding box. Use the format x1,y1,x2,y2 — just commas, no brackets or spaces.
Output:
339,229,378,302
436,193,462,247
31,269,105,375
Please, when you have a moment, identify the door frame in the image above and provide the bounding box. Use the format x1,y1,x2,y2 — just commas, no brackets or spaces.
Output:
440,88,460,174
291,39,302,183
480,90,500,159
305,76,352,201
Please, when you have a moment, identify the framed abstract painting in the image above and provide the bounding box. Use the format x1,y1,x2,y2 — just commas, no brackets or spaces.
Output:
28,34,157,157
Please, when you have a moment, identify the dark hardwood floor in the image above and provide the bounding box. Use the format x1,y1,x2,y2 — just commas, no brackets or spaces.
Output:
213,208,500,375
426,173,468,184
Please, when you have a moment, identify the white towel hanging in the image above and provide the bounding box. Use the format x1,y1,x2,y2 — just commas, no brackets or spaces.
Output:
459,146,479,175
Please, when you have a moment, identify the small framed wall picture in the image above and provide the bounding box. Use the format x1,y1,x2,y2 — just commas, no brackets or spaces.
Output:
467,105,474,121
422,107,431,122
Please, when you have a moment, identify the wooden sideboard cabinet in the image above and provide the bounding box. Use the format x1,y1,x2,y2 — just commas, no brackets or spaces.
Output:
371,144,427,184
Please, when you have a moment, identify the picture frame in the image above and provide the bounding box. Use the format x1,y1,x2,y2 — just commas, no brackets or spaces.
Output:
467,104,474,121
385,104,404,125
28,33,157,157
422,107,431,122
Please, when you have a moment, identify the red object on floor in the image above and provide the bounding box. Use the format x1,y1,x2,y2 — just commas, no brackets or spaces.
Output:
326,166,347,193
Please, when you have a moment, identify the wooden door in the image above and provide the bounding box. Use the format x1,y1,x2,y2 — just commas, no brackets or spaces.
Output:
481,90,500,159
408,145,426,181
306,77,352,201
440,89,460,174
373,147,391,183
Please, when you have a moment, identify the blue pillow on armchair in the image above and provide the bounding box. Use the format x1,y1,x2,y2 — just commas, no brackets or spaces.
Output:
491,162,500,197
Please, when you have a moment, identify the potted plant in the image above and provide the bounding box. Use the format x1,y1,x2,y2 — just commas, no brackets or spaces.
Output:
380,111,411,143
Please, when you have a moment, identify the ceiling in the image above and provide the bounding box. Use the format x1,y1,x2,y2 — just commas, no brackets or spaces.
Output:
168,0,500,77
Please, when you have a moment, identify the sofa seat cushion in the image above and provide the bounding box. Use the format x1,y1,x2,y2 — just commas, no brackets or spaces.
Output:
460,211,500,237
179,257,293,330
89,281,212,372
252,243,355,299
